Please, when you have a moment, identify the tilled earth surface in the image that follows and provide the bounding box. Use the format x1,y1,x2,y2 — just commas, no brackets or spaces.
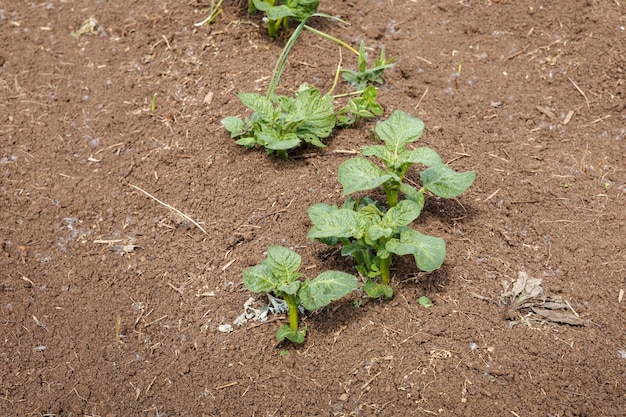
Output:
1,1,625,416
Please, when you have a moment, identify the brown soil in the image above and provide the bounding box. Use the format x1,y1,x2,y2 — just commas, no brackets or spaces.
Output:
1,1,625,416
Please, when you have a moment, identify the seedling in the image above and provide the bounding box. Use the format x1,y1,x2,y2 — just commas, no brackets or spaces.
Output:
194,0,223,27
341,41,396,91
338,110,476,208
308,197,445,298
242,245,357,343
249,0,319,38
221,84,335,159
418,296,433,308
309,111,476,298
336,86,383,127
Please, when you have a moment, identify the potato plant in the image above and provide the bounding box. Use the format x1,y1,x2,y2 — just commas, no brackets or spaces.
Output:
242,245,357,343
309,110,476,298
248,0,319,38
222,15,393,158
221,84,336,159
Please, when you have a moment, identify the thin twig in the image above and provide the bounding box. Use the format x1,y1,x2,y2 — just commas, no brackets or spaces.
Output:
128,183,208,235
414,87,429,109
568,77,590,109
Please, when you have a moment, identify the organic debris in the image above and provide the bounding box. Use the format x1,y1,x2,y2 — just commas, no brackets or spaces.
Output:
70,17,100,38
501,272,586,327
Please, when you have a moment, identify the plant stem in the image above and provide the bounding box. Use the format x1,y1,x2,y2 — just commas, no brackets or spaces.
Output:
380,256,391,285
331,89,366,99
284,294,300,331
384,183,399,207
304,25,359,55
266,18,308,97
326,49,343,97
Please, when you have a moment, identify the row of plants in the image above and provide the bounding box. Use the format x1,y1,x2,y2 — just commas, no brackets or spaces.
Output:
222,2,394,158
218,2,476,343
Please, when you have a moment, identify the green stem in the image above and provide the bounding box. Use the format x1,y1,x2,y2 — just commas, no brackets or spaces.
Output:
331,89,366,99
284,294,299,331
266,18,308,97
304,25,359,56
380,256,391,285
384,183,399,208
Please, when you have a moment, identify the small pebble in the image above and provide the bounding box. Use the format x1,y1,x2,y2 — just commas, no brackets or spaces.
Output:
217,324,233,333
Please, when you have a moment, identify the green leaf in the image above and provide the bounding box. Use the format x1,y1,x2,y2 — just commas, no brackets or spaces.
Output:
236,92,274,120
266,5,296,20
299,271,358,311
265,246,301,282
361,145,394,165
221,116,246,137
290,0,320,20
278,281,301,295
252,0,272,12
386,229,446,272
363,280,393,298
367,224,392,242
242,264,276,293
307,202,337,224
381,199,423,229
307,208,363,240
293,86,336,141
235,136,257,148
418,295,433,308
375,110,424,154
276,325,306,344
396,147,443,167
262,132,301,150
420,165,476,198
399,183,425,210
338,158,393,195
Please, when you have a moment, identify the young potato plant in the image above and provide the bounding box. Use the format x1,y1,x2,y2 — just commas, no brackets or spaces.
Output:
338,110,476,208
221,19,393,157
341,41,396,91
309,110,476,298
249,0,319,38
336,86,383,127
308,197,445,298
335,42,394,127
243,245,358,343
221,84,335,159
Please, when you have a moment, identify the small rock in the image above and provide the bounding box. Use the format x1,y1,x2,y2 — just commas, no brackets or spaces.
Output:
217,324,233,333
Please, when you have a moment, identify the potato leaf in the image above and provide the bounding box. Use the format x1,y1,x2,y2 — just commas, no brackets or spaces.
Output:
367,224,393,242
363,280,394,298
307,202,338,224
361,145,394,165
293,86,335,142
265,245,301,283
396,147,443,167
375,110,424,155
278,281,301,295
221,116,246,138
236,92,274,120
276,325,306,344
266,5,296,20
307,205,363,240
387,229,446,272
420,164,477,198
262,132,301,151
290,0,320,21
338,158,393,195
381,199,422,229
399,183,425,209
243,264,277,293
299,271,358,311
